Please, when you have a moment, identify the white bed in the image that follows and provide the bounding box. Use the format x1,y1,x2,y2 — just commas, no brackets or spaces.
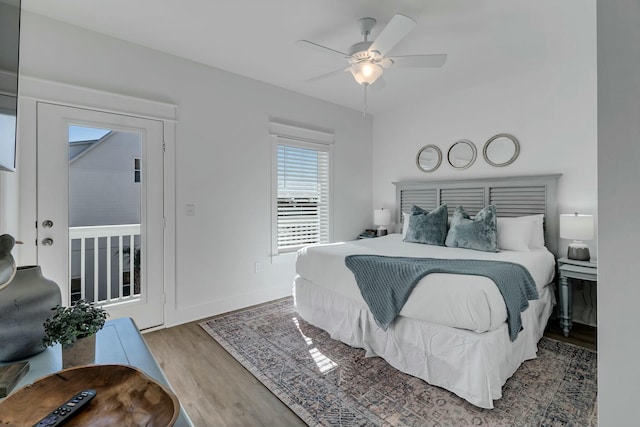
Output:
293,175,561,409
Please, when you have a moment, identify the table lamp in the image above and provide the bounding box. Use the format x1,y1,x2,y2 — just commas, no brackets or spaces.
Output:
560,213,594,261
374,208,391,237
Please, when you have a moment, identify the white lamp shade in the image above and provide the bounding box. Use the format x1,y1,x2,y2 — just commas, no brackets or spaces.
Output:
560,213,594,240
350,61,383,85
374,208,391,226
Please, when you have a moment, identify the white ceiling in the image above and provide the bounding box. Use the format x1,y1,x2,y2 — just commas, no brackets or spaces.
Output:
21,0,576,114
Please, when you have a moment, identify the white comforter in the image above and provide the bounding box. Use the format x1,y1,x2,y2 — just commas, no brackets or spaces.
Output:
296,233,556,333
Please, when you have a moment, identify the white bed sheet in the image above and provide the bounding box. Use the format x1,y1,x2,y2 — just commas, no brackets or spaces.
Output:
294,276,555,409
296,233,555,333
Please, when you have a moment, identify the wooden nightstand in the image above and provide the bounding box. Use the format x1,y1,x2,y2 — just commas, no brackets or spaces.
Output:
557,257,597,337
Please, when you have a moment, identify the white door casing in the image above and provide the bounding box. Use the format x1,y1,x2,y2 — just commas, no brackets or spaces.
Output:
36,102,165,329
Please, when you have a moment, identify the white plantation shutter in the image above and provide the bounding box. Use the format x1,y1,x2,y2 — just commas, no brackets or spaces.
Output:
276,143,330,250
270,123,332,254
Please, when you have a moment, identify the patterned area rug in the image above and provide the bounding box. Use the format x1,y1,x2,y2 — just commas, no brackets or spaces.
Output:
200,298,597,427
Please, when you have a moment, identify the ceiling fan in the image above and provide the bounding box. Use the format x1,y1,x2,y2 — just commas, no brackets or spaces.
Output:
297,14,447,88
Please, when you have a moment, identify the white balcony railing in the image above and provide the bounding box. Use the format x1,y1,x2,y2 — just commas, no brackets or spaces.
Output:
69,224,141,305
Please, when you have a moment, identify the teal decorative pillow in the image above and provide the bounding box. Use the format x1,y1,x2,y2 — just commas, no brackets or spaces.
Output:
403,205,448,246
445,205,499,252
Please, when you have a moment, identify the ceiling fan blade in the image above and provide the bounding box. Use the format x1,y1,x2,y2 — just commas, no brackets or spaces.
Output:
387,54,447,68
368,14,416,57
296,40,349,58
305,67,349,83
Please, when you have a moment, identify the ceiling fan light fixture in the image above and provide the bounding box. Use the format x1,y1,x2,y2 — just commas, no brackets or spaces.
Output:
350,61,383,85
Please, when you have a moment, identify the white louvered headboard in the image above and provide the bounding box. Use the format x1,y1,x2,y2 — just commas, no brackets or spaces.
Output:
394,174,562,256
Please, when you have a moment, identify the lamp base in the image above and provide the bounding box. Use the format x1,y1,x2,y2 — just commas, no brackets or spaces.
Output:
376,226,388,237
567,241,590,261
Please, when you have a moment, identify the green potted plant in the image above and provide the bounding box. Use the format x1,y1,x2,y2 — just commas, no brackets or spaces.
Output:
42,299,109,368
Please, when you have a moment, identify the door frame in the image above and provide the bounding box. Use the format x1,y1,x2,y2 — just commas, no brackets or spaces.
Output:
37,102,166,329
18,76,177,329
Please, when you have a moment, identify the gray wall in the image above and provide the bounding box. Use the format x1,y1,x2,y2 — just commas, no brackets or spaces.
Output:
597,1,640,424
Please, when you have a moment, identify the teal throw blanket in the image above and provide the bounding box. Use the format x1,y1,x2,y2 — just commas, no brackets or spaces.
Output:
344,255,539,341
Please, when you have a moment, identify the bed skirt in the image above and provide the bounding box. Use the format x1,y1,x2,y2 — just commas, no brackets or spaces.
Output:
293,275,555,409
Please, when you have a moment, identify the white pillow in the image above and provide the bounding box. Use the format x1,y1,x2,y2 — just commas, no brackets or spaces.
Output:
519,214,545,249
496,217,535,252
402,212,410,237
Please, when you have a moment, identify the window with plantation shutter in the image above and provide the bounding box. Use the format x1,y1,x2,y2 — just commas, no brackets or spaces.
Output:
270,122,332,254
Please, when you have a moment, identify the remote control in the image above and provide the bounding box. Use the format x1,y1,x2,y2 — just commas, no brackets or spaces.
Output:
32,389,96,427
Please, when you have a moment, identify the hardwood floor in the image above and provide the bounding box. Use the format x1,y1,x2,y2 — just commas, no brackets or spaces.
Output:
144,317,306,427
544,320,597,351
144,310,597,427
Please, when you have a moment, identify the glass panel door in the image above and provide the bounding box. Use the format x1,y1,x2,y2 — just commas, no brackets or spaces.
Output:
37,103,164,329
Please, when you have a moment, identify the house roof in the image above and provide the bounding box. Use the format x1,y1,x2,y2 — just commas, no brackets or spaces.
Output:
68,130,113,163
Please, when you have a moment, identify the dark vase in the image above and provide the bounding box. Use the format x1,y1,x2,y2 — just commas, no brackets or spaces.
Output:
0,265,62,362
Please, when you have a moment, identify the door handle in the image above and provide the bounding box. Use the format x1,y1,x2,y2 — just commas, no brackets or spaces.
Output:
42,220,54,228
41,238,54,246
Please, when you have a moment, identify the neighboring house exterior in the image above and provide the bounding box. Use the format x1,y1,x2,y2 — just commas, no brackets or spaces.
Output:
68,130,142,301
69,130,141,227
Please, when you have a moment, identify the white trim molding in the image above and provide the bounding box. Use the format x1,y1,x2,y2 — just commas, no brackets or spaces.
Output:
19,76,177,122
269,120,334,145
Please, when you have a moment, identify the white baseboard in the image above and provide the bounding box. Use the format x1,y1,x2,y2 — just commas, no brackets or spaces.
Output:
164,285,292,329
